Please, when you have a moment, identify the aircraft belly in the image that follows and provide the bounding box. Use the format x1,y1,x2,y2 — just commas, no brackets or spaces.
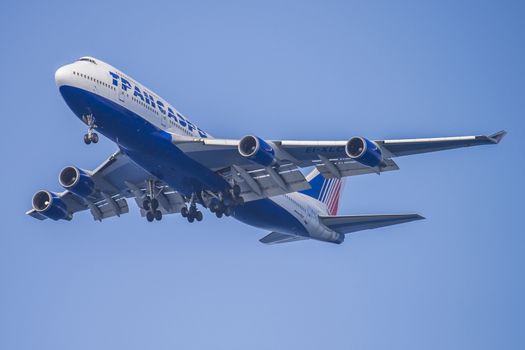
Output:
232,198,309,236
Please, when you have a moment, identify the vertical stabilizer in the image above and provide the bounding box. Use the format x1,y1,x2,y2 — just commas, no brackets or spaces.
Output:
301,169,346,215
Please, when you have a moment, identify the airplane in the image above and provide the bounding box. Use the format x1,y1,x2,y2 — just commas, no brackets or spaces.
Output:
27,56,506,244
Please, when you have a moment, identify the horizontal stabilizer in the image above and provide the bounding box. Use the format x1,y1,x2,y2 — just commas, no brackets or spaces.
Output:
377,130,507,157
320,214,424,234
259,232,308,245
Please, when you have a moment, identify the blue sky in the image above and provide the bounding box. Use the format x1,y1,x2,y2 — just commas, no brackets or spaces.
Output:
1,0,524,349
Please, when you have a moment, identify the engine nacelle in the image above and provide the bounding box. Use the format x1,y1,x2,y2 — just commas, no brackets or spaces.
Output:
238,135,276,166
32,190,71,221
345,137,384,167
59,166,95,197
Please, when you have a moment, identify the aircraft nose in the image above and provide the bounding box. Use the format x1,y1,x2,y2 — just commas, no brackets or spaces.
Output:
54,65,70,87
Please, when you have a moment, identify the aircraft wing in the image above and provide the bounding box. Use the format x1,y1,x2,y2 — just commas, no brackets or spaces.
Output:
26,151,185,221
173,130,505,199
176,130,506,168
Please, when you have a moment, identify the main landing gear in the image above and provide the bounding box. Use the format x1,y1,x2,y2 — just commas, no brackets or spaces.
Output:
180,205,203,223
208,184,243,218
209,200,231,218
143,197,162,222
82,114,99,144
143,179,163,222
180,194,203,223
141,184,243,224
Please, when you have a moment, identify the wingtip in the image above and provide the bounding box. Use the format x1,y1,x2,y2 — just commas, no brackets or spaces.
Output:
489,130,507,144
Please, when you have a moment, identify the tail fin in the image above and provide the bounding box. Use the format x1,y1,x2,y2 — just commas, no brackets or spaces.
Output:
301,169,346,215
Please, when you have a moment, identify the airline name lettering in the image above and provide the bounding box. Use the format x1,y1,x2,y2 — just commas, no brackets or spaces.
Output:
109,71,208,138
305,146,344,153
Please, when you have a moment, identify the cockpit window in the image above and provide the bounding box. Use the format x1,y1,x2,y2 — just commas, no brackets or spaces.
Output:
78,57,97,64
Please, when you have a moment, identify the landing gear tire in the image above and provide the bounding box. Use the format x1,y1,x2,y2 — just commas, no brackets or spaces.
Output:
146,211,154,222
143,199,151,210
154,210,162,221
151,198,159,210
90,133,99,143
181,207,189,218
215,211,223,218
84,134,91,144
224,206,232,217
232,184,241,197
196,211,203,222
187,216,195,223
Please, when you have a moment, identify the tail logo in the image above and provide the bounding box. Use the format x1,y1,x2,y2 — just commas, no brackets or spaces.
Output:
318,178,344,215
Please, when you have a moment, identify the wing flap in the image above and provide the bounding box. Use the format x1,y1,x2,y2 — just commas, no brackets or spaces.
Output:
225,163,310,202
316,158,399,179
94,196,129,220
320,214,424,234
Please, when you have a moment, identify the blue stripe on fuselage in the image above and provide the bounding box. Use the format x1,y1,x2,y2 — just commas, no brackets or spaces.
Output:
58,85,229,196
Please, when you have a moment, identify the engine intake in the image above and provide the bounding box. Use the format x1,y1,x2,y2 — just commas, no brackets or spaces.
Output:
238,135,276,166
346,137,384,168
32,190,70,221
59,166,95,197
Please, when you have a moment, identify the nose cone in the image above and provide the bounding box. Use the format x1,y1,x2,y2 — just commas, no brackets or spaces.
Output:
54,65,70,87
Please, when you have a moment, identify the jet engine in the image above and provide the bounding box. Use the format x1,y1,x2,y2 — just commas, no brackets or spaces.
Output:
345,137,385,167
32,190,71,221
238,135,276,166
59,166,95,197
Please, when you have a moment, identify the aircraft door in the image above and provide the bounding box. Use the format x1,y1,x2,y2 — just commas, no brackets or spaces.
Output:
157,99,167,127
118,88,126,102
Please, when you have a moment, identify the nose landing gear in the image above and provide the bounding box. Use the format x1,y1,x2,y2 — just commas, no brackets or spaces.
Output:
82,114,99,144
83,132,98,144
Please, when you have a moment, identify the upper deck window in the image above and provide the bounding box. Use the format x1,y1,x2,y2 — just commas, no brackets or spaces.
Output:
78,57,97,64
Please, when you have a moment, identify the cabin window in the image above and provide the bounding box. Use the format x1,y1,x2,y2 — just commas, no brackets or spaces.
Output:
78,57,97,64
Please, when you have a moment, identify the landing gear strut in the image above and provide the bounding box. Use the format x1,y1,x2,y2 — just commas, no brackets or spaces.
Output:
82,114,99,144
